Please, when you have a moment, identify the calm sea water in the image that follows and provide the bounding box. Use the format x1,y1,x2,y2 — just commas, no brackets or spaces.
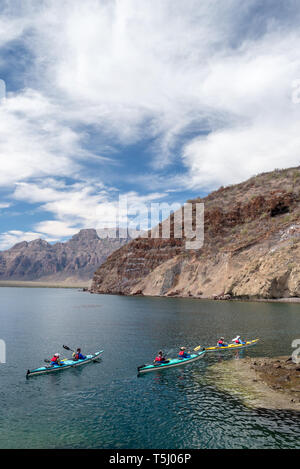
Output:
0,287,299,449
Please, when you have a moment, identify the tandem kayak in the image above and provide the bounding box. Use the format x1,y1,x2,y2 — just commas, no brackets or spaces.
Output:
137,350,206,374
26,350,103,377
204,339,259,352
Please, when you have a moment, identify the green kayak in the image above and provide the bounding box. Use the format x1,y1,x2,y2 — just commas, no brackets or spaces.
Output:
137,350,206,374
26,350,103,377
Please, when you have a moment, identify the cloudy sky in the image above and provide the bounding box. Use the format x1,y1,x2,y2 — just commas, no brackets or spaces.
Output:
1,0,300,249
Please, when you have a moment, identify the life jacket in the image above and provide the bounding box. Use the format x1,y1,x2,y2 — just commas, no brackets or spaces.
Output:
155,356,163,362
179,350,185,357
51,356,58,363
218,340,223,345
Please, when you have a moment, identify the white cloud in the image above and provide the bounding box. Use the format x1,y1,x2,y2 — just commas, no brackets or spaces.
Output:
0,202,10,209
18,0,300,180
0,229,56,251
183,120,300,190
1,0,300,228
34,220,79,238
32,0,226,153
13,180,111,228
0,15,29,47
0,89,84,186
180,29,300,189
12,179,168,241
0,3,239,147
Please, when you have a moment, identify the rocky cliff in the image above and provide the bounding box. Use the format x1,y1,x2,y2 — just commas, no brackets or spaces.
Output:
0,229,128,283
91,167,300,299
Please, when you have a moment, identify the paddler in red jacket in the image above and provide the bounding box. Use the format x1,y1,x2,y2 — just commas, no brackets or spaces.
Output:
217,337,228,347
153,350,169,364
178,347,191,359
232,335,246,345
50,353,62,365
72,348,86,361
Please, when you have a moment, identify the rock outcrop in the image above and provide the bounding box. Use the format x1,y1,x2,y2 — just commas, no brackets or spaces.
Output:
0,229,129,283
207,356,300,410
91,167,300,299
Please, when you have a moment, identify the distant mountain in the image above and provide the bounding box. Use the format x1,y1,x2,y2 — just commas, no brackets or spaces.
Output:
91,166,300,299
0,229,129,284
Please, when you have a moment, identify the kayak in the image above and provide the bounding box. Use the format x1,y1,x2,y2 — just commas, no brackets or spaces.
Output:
26,350,103,377
204,339,259,352
137,350,206,374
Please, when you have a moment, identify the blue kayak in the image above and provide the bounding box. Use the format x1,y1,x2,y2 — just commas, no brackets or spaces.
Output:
137,350,206,374
26,350,103,377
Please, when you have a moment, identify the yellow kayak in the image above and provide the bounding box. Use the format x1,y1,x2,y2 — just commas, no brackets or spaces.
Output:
204,339,259,352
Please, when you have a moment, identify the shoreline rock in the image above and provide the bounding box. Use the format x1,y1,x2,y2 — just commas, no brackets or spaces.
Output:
87,287,300,304
206,356,300,411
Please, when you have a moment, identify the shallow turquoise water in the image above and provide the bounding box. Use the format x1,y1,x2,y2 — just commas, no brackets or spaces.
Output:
0,287,299,449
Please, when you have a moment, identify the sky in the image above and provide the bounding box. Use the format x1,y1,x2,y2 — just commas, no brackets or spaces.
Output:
1,0,300,249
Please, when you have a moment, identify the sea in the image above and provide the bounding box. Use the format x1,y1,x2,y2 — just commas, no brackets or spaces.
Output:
0,287,299,449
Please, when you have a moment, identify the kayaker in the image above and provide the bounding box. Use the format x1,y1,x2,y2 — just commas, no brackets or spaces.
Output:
178,347,191,359
72,348,86,361
50,353,62,366
217,337,227,347
153,350,169,364
232,335,245,345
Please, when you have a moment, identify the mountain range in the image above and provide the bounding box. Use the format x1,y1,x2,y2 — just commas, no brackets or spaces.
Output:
0,229,128,285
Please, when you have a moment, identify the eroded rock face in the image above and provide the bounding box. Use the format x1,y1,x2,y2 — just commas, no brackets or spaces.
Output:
91,238,183,294
249,356,300,397
0,229,129,282
91,167,300,299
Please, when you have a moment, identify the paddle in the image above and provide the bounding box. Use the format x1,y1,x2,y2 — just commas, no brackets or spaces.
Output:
43,347,73,364
63,345,75,352
194,344,205,351
62,345,94,362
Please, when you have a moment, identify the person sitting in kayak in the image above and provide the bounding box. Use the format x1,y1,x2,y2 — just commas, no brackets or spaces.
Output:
50,353,62,366
72,348,86,361
217,337,228,347
178,347,191,359
232,336,246,345
153,350,169,364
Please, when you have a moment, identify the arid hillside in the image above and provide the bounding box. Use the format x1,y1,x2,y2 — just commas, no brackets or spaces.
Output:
91,167,300,299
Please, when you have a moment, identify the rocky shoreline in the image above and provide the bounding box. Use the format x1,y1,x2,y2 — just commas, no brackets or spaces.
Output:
207,356,300,411
212,295,300,303
88,287,300,303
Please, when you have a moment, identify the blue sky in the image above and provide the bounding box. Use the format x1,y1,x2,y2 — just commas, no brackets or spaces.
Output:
1,0,300,249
